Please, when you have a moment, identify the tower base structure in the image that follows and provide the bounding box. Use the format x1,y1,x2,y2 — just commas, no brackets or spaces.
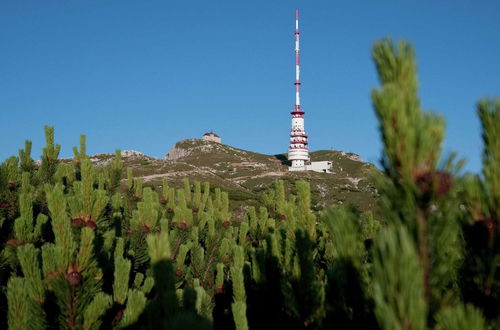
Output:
288,146,309,169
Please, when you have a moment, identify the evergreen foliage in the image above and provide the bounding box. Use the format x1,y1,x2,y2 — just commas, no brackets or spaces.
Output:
0,38,498,329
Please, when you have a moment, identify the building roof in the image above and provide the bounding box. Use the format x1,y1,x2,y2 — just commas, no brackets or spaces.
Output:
203,132,220,138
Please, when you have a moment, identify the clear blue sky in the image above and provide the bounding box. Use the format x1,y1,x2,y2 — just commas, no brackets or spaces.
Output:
1,0,499,172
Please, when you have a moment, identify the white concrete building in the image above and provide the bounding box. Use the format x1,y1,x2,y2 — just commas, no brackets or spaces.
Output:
202,132,221,143
289,161,333,173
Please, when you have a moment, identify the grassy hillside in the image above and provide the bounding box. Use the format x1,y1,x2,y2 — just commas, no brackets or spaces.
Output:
88,139,379,218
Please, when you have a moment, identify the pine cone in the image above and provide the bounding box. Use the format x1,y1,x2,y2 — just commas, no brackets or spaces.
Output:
6,238,21,248
435,171,453,197
7,182,17,191
66,271,82,286
414,170,453,198
84,220,97,230
114,310,124,322
71,218,84,227
414,171,433,197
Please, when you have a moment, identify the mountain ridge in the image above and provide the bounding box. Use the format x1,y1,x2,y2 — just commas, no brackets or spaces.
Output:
87,139,379,217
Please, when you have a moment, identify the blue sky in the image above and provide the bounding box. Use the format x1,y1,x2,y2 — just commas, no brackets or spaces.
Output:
1,0,499,172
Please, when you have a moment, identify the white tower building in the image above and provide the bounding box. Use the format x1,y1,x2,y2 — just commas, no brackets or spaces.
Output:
288,9,309,170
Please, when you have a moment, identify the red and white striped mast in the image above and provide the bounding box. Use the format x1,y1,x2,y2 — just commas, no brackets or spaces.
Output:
288,9,309,170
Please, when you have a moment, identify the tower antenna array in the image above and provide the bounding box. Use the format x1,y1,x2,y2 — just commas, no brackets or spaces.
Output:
288,9,309,170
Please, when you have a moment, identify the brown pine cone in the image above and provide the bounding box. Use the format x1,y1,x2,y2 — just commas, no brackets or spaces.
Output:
84,220,97,230
414,170,453,198
66,271,82,286
6,238,21,248
71,218,85,227
114,310,124,322
7,182,17,191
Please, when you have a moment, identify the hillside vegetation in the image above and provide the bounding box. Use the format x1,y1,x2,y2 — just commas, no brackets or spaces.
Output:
87,139,378,218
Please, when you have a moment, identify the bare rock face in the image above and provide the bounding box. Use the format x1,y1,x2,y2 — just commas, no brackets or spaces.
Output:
340,151,363,162
348,154,362,162
164,139,222,160
164,145,192,160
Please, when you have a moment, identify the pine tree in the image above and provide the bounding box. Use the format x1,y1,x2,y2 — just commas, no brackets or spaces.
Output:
18,140,35,174
39,126,61,184
371,38,464,323
460,99,500,325
230,245,248,330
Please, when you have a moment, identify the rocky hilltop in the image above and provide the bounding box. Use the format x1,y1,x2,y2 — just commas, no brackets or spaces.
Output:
89,139,379,217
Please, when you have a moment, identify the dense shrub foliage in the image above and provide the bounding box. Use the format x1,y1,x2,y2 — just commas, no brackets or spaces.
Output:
0,40,498,329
